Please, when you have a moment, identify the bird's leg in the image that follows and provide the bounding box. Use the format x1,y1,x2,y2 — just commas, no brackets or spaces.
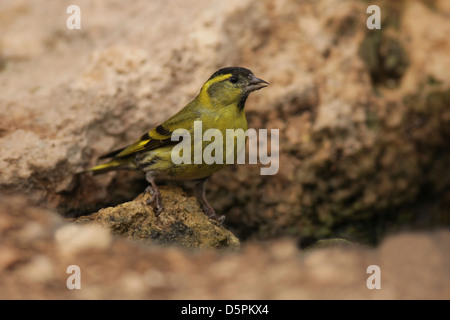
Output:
144,172,164,216
194,177,225,224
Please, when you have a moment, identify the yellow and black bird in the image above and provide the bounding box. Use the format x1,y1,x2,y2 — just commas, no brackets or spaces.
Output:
89,67,268,223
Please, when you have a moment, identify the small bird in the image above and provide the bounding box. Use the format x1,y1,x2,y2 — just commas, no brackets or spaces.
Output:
89,67,268,223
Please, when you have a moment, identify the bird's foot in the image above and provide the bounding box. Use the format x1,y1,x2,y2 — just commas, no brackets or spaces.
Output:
144,185,164,216
194,177,225,224
202,204,225,225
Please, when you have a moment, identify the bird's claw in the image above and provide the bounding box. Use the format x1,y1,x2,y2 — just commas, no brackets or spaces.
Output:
216,215,226,225
154,198,164,217
203,204,225,225
144,186,164,217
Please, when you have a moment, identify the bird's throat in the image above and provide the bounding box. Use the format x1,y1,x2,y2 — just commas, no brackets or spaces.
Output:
237,93,249,111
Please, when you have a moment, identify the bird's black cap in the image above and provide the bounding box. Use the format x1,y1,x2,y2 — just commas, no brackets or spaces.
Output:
208,67,253,80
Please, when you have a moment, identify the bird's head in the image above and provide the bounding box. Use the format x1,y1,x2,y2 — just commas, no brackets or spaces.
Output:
198,67,268,110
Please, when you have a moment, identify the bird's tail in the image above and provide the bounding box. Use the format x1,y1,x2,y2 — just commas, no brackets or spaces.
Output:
87,159,135,175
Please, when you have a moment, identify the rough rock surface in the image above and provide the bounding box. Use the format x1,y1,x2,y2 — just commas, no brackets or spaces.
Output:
209,0,450,242
1,0,449,246
0,197,449,299
74,186,240,249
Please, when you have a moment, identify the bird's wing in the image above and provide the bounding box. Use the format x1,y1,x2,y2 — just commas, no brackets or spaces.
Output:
99,104,200,160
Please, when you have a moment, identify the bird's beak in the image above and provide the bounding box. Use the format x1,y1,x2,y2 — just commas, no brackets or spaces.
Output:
246,74,269,92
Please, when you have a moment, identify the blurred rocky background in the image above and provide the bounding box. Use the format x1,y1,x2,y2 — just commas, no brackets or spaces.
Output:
1,196,449,299
0,0,449,299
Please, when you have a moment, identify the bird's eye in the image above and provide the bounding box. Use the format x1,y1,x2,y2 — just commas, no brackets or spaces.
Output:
229,76,238,84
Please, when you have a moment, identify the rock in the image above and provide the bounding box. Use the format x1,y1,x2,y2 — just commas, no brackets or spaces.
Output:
0,196,449,299
207,0,450,243
74,186,240,250
2,0,449,301
0,0,449,247
55,224,113,256
303,238,356,251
